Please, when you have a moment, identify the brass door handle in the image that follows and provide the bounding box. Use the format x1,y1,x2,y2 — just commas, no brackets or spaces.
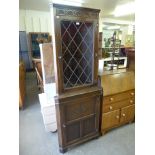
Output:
116,115,119,119
109,106,113,110
122,113,126,117
130,92,134,96
130,100,133,103
110,97,114,101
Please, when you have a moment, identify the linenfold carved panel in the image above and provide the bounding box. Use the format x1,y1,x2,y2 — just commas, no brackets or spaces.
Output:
65,98,95,122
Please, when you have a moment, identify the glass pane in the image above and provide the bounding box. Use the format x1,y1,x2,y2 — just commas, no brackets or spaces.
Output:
61,20,94,88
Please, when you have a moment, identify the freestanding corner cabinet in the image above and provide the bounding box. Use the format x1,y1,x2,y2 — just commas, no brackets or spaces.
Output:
50,3,103,153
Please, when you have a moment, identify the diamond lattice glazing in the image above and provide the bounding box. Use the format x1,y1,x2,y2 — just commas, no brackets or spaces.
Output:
61,20,94,88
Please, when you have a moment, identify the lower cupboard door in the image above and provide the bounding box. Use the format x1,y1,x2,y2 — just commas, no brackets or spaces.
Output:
65,121,81,144
82,116,96,137
120,104,135,123
65,116,97,144
102,109,120,130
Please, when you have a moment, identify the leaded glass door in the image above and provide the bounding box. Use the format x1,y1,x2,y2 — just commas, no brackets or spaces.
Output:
60,20,94,89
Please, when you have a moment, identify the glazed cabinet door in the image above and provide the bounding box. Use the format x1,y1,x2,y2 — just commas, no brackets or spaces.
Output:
120,104,135,123
60,20,94,89
61,95,100,145
102,109,120,130
53,12,99,93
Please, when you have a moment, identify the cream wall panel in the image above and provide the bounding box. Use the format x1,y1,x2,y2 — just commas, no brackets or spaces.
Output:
47,17,52,34
19,9,52,34
40,17,48,32
19,16,26,31
25,16,34,32
19,10,26,31
32,17,40,32
121,26,128,45
99,18,103,32
19,9,52,68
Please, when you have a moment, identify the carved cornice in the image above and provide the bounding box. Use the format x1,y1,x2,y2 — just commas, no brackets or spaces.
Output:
56,8,98,18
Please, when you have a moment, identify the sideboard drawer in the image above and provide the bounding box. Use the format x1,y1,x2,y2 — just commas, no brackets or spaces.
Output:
103,90,135,105
102,98,135,113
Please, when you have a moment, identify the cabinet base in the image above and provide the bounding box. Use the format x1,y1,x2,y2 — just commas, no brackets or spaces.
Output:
101,120,135,135
59,132,101,153
59,147,68,154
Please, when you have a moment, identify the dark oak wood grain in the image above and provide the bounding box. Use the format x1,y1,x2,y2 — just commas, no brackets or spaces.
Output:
55,90,102,152
51,4,102,153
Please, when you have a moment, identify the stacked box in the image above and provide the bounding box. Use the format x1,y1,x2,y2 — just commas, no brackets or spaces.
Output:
39,93,57,132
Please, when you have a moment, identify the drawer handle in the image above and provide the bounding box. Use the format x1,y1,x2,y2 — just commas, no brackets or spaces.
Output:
116,115,119,119
110,98,114,101
130,92,134,96
122,113,126,117
130,100,133,103
109,106,113,110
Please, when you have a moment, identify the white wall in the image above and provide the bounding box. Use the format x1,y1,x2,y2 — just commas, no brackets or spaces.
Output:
19,9,52,68
99,18,135,47
19,9,52,34
121,26,128,45
99,18,103,32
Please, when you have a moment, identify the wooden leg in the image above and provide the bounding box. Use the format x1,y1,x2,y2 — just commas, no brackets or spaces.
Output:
129,120,134,124
50,129,57,133
101,131,107,136
59,147,68,153
19,105,24,110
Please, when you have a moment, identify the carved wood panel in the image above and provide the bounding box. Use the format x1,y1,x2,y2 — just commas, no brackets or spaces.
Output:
60,94,101,145
65,97,96,122
56,8,98,18
82,116,96,136
66,122,80,143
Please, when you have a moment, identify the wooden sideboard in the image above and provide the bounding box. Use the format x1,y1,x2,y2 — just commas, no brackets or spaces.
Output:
100,70,135,134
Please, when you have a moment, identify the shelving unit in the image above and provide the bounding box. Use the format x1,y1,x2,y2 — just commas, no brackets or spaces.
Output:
101,32,127,71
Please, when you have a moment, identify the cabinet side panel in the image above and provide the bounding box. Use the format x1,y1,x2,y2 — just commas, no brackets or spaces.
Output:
51,6,62,94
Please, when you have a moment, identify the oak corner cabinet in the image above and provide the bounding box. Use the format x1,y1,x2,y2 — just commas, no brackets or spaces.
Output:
50,4,102,153
100,71,135,135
